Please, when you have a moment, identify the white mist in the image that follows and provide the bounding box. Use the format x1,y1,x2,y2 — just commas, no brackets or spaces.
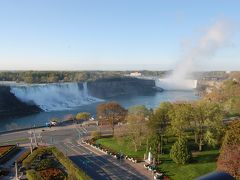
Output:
157,18,234,90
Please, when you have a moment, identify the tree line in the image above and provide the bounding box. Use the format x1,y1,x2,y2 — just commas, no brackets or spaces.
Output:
0,70,169,84
97,101,223,157
96,97,239,178
0,71,123,83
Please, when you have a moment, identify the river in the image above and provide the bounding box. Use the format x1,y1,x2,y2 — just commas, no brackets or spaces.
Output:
0,90,198,132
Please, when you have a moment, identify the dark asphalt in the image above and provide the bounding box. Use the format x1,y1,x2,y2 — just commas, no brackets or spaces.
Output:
0,124,149,180
42,126,148,180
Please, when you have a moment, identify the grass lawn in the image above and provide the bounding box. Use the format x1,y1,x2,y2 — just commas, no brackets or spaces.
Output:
97,137,219,180
158,150,219,180
96,137,145,158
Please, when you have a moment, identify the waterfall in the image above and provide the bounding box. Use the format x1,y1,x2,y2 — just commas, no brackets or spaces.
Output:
83,82,88,98
10,82,102,111
155,79,198,90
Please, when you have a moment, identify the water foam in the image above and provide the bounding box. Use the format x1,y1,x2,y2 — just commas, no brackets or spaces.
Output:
10,82,102,111
155,78,197,90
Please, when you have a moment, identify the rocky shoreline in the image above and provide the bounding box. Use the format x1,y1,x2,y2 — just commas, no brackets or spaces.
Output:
0,86,41,119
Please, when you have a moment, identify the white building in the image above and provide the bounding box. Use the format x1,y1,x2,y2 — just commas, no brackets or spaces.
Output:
130,72,141,77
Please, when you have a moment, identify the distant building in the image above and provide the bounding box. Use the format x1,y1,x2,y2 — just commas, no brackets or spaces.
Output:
130,72,141,77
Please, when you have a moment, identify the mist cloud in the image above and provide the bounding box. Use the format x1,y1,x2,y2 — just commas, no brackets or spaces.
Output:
161,18,235,90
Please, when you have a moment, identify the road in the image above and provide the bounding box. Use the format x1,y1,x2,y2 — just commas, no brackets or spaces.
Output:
0,123,151,180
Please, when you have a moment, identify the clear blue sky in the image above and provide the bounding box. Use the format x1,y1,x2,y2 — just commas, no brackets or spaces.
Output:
0,0,239,71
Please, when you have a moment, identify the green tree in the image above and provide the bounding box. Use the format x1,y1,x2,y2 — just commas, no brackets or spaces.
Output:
128,105,151,118
168,103,194,138
206,79,240,116
148,102,172,162
192,101,223,151
126,114,148,152
170,137,191,164
76,112,91,121
126,105,150,151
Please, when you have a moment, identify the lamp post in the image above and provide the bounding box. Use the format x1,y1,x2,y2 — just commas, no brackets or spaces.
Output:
33,129,37,147
29,130,33,154
15,161,18,180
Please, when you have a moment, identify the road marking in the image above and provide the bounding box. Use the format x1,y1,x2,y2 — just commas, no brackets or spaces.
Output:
82,127,88,133
70,142,144,179
74,126,84,135
66,142,127,180
80,143,146,179
63,142,120,180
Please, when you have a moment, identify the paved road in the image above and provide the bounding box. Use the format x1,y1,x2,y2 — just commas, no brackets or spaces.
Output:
0,124,151,180
41,125,149,179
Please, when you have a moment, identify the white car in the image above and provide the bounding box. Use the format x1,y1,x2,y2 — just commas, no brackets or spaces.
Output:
154,173,163,180
50,120,58,126
89,117,95,121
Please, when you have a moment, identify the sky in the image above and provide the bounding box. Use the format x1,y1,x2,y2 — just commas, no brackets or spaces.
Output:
0,0,239,71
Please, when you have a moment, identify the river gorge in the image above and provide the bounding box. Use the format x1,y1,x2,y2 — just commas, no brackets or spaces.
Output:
0,77,198,131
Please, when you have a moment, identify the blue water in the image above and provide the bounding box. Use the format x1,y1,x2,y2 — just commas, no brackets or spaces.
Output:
0,90,198,131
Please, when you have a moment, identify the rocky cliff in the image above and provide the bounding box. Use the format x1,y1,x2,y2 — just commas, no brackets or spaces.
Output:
0,85,41,119
87,77,158,98
0,77,159,119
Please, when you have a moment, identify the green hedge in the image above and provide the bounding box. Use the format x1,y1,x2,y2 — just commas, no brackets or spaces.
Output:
50,147,91,180
23,146,91,180
22,147,49,169
16,148,31,164
26,169,43,180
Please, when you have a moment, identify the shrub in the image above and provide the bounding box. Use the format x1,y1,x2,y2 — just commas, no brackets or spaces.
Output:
36,158,55,171
23,146,91,180
76,112,90,121
50,147,91,180
39,168,66,180
22,147,49,169
16,148,32,164
26,169,43,180
91,131,101,139
170,138,191,164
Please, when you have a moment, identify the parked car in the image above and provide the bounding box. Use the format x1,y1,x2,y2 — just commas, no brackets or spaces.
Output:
148,165,156,172
46,120,58,127
144,164,150,169
89,117,95,121
154,172,163,180
50,120,58,126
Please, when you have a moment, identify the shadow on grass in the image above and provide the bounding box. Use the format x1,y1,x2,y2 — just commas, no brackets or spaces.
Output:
191,153,219,164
